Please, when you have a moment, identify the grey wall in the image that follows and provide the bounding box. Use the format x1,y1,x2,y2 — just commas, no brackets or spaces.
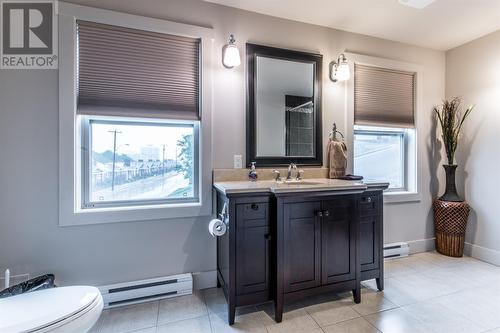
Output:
0,0,445,286
446,30,500,262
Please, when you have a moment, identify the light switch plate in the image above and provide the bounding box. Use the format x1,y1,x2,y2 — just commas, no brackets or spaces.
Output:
233,155,242,169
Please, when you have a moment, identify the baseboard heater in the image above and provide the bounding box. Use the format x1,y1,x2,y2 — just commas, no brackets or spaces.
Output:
99,273,192,308
384,242,410,259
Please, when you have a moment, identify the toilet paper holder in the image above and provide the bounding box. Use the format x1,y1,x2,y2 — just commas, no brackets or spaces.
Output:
219,202,229,226
208,202,229,237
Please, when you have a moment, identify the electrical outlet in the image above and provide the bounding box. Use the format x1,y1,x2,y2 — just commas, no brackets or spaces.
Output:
233,155,242,169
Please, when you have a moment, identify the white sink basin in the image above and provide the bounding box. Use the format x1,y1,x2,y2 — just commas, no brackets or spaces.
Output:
279,181,322,186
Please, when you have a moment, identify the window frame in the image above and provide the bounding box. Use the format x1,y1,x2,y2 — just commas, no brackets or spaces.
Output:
81,116,200,209
353,125,410,192
345,53,422,203
58,3,214,226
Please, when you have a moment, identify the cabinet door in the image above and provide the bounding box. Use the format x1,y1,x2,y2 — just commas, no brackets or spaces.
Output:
236,203,270,295
358,193,382,272
283,201,321,293
359,216,380,271
321,197,356,284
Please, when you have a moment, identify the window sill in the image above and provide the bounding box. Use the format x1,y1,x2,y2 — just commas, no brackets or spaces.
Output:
383,191,421,204
59,201,211,227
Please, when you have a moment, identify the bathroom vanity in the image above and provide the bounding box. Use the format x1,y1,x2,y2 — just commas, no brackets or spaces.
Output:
212,43,389,325
213,179,388,324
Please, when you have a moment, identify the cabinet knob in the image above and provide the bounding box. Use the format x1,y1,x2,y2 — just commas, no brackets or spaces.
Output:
323,210,330,217
366,197,372,203
251,203,259,210
316,211,323,217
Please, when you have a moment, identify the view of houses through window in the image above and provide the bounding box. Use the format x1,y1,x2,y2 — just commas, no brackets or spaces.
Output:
88,120,195,204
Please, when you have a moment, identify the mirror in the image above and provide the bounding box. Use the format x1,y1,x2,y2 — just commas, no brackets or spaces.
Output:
246,43,322,166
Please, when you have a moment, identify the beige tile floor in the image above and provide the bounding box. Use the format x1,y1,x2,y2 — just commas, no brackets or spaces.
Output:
89,252,500,333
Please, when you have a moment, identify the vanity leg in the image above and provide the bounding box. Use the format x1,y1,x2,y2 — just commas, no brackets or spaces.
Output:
274,296,283,323
352,287,361,304
228,303,236,325
376,277,384,291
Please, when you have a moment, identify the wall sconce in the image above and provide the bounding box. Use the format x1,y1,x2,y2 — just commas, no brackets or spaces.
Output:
329,53,350,82
222,34,241,68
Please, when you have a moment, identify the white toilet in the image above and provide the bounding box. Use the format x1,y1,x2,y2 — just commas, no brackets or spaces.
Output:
0,286,103,333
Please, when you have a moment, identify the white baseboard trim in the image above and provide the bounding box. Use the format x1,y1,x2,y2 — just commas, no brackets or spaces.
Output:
406,238,435,254
192,270,217,290
464,243,500,266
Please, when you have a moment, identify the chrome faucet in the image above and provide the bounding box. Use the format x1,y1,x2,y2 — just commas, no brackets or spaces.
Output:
273,169,282,182
286,163,297,181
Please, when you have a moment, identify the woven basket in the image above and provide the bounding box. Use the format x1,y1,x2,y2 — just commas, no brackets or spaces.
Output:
433,199,470,257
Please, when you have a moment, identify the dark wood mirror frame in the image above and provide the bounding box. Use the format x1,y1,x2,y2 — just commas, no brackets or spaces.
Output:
246,43,323,167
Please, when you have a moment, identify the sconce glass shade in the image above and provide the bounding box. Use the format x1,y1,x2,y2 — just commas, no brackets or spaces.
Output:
336,61,350,81
329,54,350,82
222,35,241,68
223,44,241,68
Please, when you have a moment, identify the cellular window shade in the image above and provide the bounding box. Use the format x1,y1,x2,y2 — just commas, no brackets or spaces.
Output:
354,64,415,127
77,20,201,120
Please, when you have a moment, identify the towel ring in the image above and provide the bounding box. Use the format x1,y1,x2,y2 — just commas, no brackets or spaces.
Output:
330,123,344,140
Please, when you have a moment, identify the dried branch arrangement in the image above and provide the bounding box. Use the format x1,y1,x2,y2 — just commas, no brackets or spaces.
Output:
433,97,474,165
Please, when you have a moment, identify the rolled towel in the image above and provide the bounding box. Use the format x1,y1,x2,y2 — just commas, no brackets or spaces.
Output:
327,139,347,179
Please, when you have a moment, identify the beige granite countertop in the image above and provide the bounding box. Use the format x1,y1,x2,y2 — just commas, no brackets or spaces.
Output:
213,178,388,195
212,168,389,195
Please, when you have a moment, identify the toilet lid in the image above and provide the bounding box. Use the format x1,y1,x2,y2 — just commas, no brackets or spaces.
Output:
0,286,100,333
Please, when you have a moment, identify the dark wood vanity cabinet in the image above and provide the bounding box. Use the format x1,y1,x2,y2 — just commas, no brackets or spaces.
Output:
358,190,384,290
215,188,384,325
216,192,273,325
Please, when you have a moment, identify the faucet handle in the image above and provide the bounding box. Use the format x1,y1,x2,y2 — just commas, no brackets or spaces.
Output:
296,169,304,181
273,169,282,182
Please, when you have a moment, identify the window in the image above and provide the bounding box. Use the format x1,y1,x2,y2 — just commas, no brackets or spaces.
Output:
76,21,201,210
353,63,417,192
354,126,412,190
82,118,199,208
75,16,204,211
58,3,213,225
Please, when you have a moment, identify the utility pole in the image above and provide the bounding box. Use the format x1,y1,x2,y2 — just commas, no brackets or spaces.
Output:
175,145,178,169
109,130,122,191
162,144,166,177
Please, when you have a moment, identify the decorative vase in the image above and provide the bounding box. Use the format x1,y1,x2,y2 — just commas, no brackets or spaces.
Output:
433,200,470,257
434,164,470,257
433,98,475,257
439,164,462,202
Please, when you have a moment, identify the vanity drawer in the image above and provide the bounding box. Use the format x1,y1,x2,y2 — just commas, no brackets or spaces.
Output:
359,194,381,216
239,202,269,221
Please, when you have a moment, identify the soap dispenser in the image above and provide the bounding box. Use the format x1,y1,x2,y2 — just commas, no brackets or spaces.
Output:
248,162,258,181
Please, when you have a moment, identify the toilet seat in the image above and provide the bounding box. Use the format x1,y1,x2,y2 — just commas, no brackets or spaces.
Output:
0,286,103,333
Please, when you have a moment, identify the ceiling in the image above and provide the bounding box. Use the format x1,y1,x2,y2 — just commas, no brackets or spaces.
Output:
205,0,500,50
